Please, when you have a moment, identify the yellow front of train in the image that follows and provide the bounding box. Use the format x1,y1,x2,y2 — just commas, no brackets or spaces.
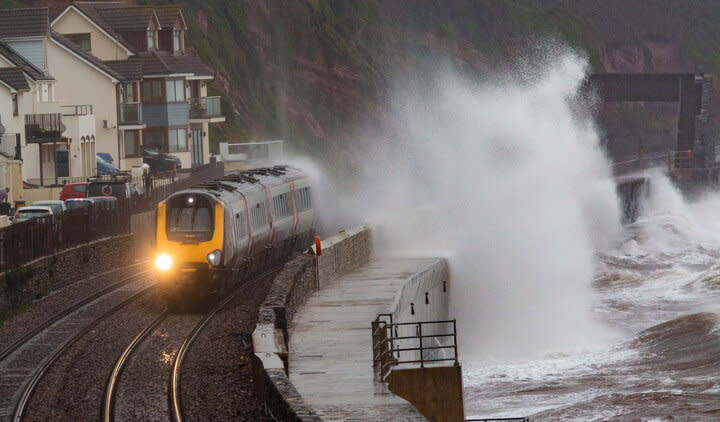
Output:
153,192,225,298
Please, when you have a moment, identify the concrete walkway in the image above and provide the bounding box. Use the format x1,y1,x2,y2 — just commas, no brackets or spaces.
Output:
289,258,440,422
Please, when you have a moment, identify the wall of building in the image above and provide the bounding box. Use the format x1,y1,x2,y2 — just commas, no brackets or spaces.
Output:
46,40,119,164
63,114,96,177
51,8,130,61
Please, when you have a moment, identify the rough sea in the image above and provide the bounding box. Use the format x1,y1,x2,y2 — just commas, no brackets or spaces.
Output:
463,173,720,421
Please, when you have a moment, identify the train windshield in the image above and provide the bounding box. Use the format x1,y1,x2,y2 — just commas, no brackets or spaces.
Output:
166,195,214,242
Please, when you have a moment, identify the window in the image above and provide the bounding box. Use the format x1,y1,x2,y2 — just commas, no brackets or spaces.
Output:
168,128,187,152
71,184,87,193
297,187,312,211
166,194,214,242
141,80,164,102
144,129,165,151
11,94,17,116
173,30,181,53
251,202,267,228
121,82,135,103
147,30,156,49
273,193,290,218
124,130,140,157
165,80,185,102
66,33,91,52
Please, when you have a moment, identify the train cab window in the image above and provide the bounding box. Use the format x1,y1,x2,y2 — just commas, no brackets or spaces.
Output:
166,195,214,242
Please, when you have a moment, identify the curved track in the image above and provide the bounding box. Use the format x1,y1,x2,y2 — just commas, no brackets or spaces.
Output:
0,273,153,422
103,311,168,422
169,288,246,422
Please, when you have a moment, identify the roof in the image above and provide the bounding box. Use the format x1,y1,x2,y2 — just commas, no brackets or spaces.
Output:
89,4,159,32
70,2,137,53
155,5,186,30
51,31,123,81
0,67,29,91
0,41,53,81
105,50,213,79
0,7,49,39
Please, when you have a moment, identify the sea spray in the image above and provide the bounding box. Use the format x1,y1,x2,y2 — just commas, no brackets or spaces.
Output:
301,49,623,359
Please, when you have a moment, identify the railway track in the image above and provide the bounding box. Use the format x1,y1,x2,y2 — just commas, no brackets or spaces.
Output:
105,268,278,422
0,272,153,422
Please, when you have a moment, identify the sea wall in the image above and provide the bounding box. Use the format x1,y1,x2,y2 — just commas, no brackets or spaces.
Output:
252,225,370,421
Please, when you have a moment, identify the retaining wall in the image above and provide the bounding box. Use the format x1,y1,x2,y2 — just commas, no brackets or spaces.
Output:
253,225,370,421
0,233,134,314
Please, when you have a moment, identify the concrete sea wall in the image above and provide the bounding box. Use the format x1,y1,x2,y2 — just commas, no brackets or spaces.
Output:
252,225,371,421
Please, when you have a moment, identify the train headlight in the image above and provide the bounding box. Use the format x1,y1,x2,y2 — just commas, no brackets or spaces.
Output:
207,250,222,267
155,253,173,271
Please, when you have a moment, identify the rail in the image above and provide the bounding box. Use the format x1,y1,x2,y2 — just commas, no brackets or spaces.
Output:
189,96,222,118
118,102,142,125
372,315,458,382
465,418,530,422
0,133,20,159
60,104,93,116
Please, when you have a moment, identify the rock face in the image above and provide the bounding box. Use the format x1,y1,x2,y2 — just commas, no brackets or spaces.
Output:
15,1,720,153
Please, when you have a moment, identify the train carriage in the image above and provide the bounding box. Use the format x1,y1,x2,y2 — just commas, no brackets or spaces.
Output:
153,166,315,307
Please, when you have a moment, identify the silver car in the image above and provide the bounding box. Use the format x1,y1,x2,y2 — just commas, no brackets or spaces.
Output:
31,200,66,216
14,206,53,223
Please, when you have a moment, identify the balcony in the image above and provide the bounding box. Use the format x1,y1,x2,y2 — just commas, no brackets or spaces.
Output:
0,133,20,159
189,96,225,123
118,102,144,127
61,104,93,116
25,113,66,143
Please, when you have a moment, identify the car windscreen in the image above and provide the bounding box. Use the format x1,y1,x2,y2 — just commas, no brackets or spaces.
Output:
18,210,49,218
88,183,126,199
166,195,214,243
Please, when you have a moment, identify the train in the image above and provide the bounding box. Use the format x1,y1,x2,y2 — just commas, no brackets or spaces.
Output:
153,165,316,308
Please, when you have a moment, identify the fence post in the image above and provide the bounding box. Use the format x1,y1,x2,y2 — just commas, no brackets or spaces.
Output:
418,322,424,368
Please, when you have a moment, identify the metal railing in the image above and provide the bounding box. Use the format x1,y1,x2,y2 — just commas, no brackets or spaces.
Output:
372,315,458,382
189,96,222,118
0,133,20,159
60,104,93,116
25,113,66,139
118,103,143,125
0,199,131,270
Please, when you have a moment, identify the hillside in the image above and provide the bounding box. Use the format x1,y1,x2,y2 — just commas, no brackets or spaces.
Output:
7,0,720,159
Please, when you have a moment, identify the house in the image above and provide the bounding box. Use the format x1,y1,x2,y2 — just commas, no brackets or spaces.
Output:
52,2,225,171
0,7,106,187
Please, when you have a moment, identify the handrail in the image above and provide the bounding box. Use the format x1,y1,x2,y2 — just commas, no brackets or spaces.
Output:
371,317,458,382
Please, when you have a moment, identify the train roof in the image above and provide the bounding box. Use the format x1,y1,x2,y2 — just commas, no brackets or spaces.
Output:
165,165,308,204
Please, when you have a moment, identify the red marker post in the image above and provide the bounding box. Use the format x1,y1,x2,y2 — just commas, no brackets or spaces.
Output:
315,236,322,289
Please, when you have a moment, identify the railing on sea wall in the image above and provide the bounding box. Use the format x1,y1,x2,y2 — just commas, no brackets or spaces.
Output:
372,315,459,382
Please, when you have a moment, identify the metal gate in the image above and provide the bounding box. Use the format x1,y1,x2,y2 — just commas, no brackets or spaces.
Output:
190,128,203,168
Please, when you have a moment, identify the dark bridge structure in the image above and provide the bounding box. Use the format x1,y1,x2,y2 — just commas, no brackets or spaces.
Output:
586,73,718,222
587,73,717,182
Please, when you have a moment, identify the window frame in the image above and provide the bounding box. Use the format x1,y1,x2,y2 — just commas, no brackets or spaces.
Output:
11,93,17,116
66,33,91,52
123,130,141,157
168,127,188,152
165,79,186,103
141,80,165,103
147,29,156,50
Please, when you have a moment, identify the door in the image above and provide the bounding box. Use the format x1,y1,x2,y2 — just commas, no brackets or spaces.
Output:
191,128,203,168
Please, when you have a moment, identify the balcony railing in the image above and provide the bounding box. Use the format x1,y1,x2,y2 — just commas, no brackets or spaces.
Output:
118,102,143,125
0,133,20,159
25,113,65,142
189,96,222,119
61,104,93,116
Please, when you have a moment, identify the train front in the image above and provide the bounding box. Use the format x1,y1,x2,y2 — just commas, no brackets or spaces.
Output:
154,191,225,301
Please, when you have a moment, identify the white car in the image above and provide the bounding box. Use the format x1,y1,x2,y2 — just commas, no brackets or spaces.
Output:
14,206,53,223
31,200,66,216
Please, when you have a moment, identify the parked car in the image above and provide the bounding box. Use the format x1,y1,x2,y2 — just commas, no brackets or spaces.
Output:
88,180,131,200
60,182,89,201
14,206,53,222
141,146,181,174
90,196,117,210
65,198,96,210
31,200,66,217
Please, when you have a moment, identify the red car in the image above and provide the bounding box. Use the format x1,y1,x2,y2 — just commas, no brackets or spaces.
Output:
59,182,89,201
